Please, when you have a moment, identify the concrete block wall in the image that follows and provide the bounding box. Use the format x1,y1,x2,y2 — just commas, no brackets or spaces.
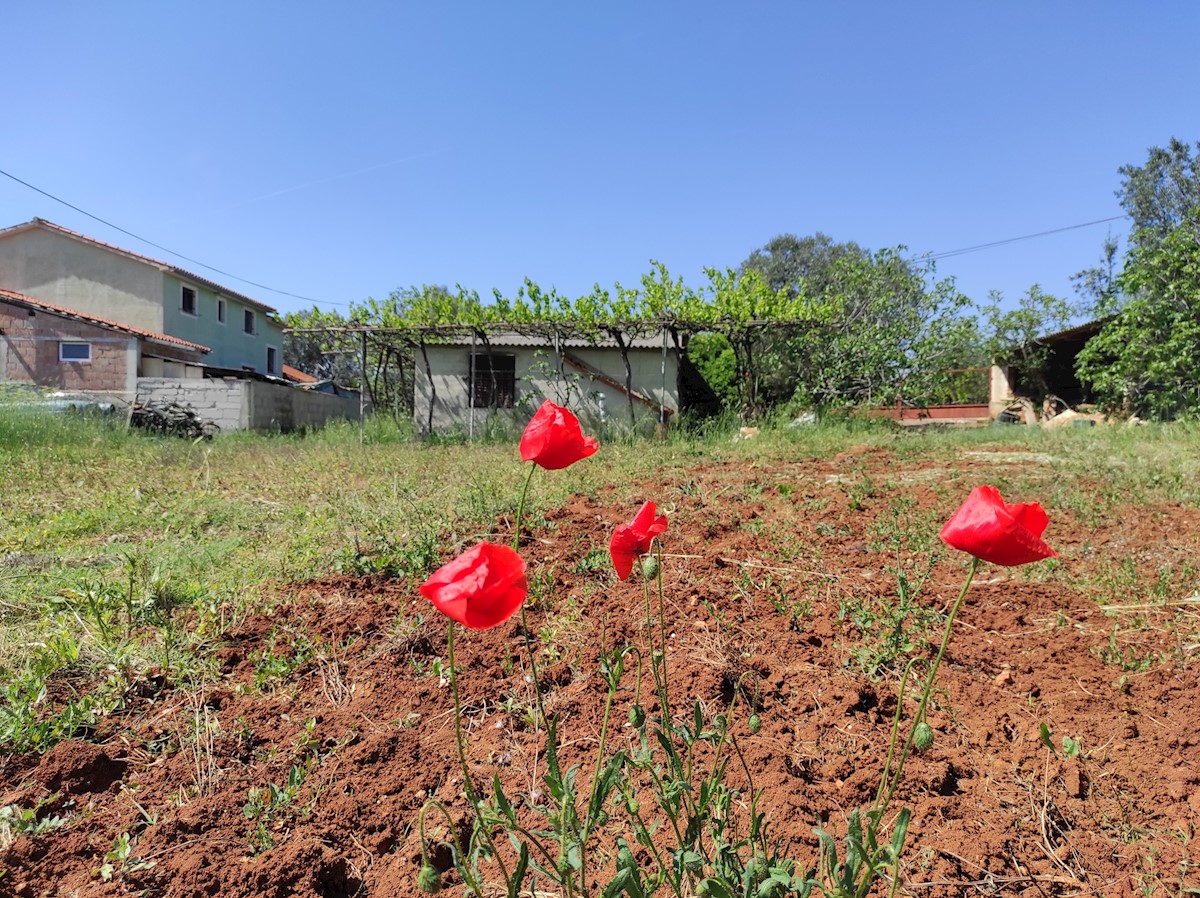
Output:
136,378,248,432
136,377,359,433
244,380,359,431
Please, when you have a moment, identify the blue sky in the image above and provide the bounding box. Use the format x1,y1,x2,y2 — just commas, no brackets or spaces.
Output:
3,3,1197,318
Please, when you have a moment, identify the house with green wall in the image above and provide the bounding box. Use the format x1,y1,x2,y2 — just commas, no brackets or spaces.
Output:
0,218,284,376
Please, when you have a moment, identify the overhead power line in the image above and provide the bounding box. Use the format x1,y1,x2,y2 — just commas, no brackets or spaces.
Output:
926,215,1127,261
3,166,1133,310
0,167,346,308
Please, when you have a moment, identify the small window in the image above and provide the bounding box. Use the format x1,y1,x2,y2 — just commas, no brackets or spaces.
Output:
266,346,278,375
60,342,91,362
181,285,197,315
470,352,516,409
243,310,256,335
217,298,227,324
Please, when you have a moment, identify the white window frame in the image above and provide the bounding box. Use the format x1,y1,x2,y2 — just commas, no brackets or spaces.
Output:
217,298,227,325
59,341,92,362
243,309,256,335
181,284,198,316
266,345,279,376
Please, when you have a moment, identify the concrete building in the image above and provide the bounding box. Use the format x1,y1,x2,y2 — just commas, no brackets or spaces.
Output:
0,218,284,376
413,332,679,437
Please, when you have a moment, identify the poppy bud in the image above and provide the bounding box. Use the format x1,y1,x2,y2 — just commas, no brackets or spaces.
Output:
748,714,762,734
629,705,646,728
640,554,660,579
913,722,934,752
417,864,442,893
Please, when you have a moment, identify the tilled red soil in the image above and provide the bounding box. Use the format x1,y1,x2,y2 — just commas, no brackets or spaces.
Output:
3,447,1199,896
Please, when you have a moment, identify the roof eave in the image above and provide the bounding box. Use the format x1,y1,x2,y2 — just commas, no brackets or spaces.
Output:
9,219,279,316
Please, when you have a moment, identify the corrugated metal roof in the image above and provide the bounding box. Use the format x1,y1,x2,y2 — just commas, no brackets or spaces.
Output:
439,331,670,349
0,288,211,354
1035,316,1114,344
0,219,278,315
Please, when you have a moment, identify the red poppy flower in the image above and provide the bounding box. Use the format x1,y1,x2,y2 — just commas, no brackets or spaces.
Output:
519,400,599,470
610,500,669,580
939,485,1058,566
419,543,528,629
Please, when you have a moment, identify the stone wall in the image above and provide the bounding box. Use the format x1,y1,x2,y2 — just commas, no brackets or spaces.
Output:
136,377,359,433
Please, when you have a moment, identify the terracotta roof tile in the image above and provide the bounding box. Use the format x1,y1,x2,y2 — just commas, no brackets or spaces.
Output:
282,364,318,383
0,288,211,354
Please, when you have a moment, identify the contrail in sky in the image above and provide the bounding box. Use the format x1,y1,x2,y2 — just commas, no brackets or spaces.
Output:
234,151,443,205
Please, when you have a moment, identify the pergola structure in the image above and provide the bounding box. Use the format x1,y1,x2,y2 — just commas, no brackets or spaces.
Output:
285,317,824,438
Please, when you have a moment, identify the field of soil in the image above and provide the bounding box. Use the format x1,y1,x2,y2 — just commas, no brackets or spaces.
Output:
3,444,1199,897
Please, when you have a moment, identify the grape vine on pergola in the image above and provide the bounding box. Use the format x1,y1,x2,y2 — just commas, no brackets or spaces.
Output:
285,314,826,435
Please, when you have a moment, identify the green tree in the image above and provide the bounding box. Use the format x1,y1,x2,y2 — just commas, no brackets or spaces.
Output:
1076,138,1200,317
1076,218,1200,419
1071,233,1122,315
281,306,358,385
740,232,867,297
898,313,989,406
758,248,968,409
981,285,1077,398
1117,138,1200,248
700,267,825,413
685,333,738,409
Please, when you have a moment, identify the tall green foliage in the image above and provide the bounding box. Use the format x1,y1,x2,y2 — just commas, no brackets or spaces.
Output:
1117,138,1200,248
1076,219,1200,419
753,247,971,409
982,285,1077,397
741,232,867,297
685,333,738,409
281,306,358,384
698,267,827,412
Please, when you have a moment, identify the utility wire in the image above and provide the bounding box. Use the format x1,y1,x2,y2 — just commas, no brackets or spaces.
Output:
4,165,1132,308
926,215,1127,261
0,167,346,308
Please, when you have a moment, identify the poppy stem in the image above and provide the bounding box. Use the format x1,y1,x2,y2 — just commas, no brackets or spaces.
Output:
641,545,669,723
873,556,980,843
518,606,549,729
418,800,475,892
580,638,622,898
513,462,537,551
653,543,671,718
446,621,511,892
513,461,549,728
